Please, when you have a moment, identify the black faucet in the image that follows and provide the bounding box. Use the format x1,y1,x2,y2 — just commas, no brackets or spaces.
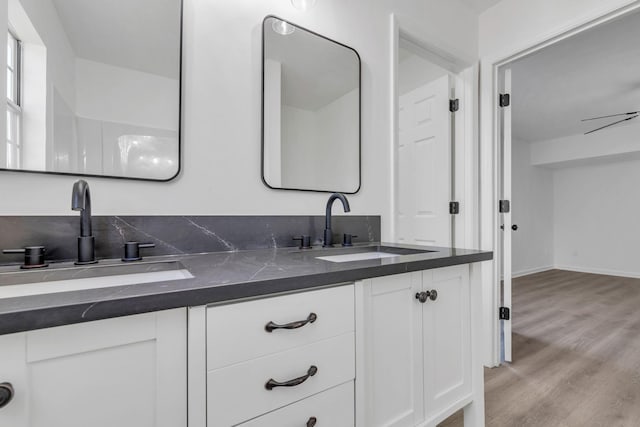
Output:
323,193,351,247
71,179,97,264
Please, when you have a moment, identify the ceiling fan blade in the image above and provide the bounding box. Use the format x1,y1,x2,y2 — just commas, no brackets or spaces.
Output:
584,114,639,135
582,111,639,121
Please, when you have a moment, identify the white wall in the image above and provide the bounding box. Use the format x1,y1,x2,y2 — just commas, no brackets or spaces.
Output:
530,122,640,168
8,0,76,171
0,0,478,241
75,59,179,131
15,0,76,109
398,52,448,95
512,134,640,279
281,89,359,192
479,0,638,58
315,89,360,191
281,105,316,188
553,158,640,278
511,139,554,277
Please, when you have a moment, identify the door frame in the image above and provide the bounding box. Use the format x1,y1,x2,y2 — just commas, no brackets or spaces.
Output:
389,13,479,250
479,1,640,367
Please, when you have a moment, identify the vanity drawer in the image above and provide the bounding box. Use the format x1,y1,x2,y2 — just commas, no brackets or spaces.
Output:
207,332,355,427
236,381,354,427
206,284,354,370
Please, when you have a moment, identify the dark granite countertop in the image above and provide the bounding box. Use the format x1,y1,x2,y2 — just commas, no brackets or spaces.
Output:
0,243,492,335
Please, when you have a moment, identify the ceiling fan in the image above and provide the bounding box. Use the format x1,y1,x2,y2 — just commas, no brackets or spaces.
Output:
582,111,639,135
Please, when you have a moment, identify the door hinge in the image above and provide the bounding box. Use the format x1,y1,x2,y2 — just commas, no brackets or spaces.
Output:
499,307,511,320
499,93,510,107
499,200,510,213
449,98,459,113
449,201,460,215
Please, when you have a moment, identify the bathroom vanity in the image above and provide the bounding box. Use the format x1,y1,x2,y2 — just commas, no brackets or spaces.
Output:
0,243,490,427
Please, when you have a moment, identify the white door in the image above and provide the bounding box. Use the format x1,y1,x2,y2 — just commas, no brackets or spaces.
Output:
499,68,513,362
0,310,187,427
397,75,453,247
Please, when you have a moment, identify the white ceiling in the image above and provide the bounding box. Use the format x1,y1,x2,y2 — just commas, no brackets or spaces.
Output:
51,0,181,79
510,10,640,142
264,18,359,111
457,0,502,13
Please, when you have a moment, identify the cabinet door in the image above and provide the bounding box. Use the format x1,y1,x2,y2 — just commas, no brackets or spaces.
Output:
0,309,187,427
422,264,471,421
359,272,423,427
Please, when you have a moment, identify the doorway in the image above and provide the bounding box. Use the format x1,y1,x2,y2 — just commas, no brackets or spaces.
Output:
497,5,640,364
391,24,477,250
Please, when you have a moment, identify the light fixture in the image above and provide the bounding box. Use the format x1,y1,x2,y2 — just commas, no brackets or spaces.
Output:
272,19,295,35
291,0,316,11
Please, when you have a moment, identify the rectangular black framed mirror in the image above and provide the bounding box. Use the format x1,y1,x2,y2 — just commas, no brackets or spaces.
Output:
261,15,361,194
2,0,183,181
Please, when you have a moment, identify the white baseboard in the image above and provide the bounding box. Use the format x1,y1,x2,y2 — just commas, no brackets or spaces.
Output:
553,265,640,279
511,265,554,279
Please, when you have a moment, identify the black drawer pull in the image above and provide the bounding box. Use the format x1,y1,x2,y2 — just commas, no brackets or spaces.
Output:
265,365,318,390
307,417,317,427
265,313,317,332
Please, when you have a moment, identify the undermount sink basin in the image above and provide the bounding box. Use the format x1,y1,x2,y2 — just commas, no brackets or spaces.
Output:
0,260,193,299
316,245,436,263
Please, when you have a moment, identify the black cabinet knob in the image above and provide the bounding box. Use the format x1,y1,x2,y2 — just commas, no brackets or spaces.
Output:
512,224,518,231
0,382,14,409
122,242,155,262
307,417,317,427
415,290,438,303
3,246,48,269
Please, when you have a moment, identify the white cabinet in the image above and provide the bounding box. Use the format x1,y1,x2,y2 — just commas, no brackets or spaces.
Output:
237,382,354,427
357,264,482,427
0,309,187,427
190,285,356,427
356,271,423,427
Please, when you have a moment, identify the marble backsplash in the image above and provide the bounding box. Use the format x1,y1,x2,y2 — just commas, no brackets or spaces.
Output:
0,215,381,265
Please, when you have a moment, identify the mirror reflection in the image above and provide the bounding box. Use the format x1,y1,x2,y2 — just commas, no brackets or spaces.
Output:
262,16,360,193
3,0,182,180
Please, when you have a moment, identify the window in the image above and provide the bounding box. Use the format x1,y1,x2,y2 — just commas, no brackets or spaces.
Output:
6,30,21,168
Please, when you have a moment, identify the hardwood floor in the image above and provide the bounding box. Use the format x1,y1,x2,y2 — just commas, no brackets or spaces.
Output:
439,269,640,427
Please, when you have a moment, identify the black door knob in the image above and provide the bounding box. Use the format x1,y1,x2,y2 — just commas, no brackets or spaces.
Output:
512,224,518,231
0,382,14,408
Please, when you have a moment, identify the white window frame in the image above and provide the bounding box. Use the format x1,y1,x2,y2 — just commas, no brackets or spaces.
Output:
6,29,22,168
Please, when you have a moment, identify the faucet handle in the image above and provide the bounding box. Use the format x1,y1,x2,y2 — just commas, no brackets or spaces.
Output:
342,234,358,247
3,246,48,269
122,242,156,262
292,236,312,249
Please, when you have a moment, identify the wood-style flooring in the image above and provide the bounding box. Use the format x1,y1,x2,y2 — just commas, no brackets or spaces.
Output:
439,269,640,427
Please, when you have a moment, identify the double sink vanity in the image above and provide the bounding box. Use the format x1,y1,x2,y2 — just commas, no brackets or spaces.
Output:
0,206,491,427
